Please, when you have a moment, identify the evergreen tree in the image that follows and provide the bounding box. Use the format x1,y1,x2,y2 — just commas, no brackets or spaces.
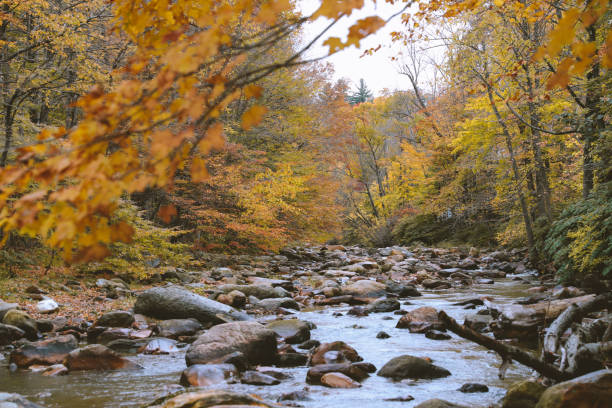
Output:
347,79,373,105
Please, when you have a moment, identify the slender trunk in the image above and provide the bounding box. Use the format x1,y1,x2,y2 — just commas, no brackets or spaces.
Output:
583,25,603,196
485,87,535,256
1,106,13,167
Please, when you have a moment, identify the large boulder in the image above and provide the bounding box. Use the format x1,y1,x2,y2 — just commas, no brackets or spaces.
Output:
185,321,277,366
134,286,251,325
0,393,45,408
145,390,282,408
265,319,310,344
534,369,612,408
217,284,289,299
502,380,547,408
9,335,78,368
342,280,386,300
2,309,38,340
378,355,451,380
64,344,142,371
396,307,445,333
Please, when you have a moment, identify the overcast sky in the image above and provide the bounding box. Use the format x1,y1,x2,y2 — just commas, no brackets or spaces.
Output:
297,0,420,96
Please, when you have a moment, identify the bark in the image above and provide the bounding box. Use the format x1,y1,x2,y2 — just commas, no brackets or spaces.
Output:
438,310,572,381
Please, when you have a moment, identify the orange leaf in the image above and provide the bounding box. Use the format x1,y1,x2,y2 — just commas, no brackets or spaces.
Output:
75,244,111,263
191,157,209,182
110,221,135,243
241,105,268,130
158,204,177,223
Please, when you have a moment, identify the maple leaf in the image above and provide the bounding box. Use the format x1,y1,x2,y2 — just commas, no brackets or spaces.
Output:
158,205,177,223
241,105,268,130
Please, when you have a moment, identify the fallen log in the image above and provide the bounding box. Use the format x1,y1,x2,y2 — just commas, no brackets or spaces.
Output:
542,293,612,360
438,310,572,381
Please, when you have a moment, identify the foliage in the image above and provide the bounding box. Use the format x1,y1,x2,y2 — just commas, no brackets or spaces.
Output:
545,186,612,282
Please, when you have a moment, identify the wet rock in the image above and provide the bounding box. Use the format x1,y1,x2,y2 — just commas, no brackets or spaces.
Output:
501,380,547,408
64,344,142,371
552,286,584,299
134,286,251,325
347,306,369,317
256,297,299,311
0,323,25,345
414,399,468,408
425,330,451,340
218,284,289,299
384,396,415,402
93,328,134,345
306,363,370,384
367,298,400,313
142,338,179,354
315,295,355,306
309,341,362,365
385,282,422,297
106,338,148,353
41,364,68,376
0,392,45,408
266,319,310,344
276,352,308,367
179,364,238,387
321,372,361,388
342,280,386,299
9,335,78,368
476,279,494,285
421,279,451,289
278,390,311,402
458,383,488,393
378,355,451,380
376,331,390,339
464,314,492,333
216,290,247,308
2,309,39,340
94,311,135,328
186,321,277,366
35,319,54,333
241,370,280,385
256,366,291,380
155,318,203,339
396,307,445,333
534,369,612,408
36,299,59,314
144,390,280,408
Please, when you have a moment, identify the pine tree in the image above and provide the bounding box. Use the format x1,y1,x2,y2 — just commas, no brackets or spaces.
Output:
347,79,373,105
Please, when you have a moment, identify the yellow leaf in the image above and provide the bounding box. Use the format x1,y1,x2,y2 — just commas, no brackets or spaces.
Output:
191,157,209,182
241,105,268,130
244,84,263,99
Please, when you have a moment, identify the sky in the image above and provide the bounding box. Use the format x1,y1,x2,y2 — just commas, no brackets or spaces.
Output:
297,0,422,96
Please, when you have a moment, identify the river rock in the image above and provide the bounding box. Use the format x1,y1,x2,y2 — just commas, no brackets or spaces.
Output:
342,280,386,300
377,355,451,380
306,363,370,384
414,399,468,408
218,284,289,299
321,372,361,388
367,298,400,313
185,321,277,366
377,331,390,339
464,314,492,332
265,319,310,344
0,300,18,320
134,286,251,325
425,330,451,340
385,282,422,297
41,364,68,376
396,307,445,333
241,370,280,385
142,338,179,354
144,390,281,408
501,380,547,408
422,279,451,289
309,341,362,365
2,309,39,340
9,335,78,367
255,297,299,311
0,323,25,345
534,369,612,408
64,344,142,371
179,364,238,387
458,383,488,393
94,311,135,328
0,393,45,408
216,290,247,308
276,352,308,367
155,318,203,339
36,299,59,314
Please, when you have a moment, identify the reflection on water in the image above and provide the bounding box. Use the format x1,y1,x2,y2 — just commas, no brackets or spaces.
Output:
0,277,536,408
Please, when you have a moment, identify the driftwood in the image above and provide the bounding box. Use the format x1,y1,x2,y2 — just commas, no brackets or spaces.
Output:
438,310,572,381
542,293,612,359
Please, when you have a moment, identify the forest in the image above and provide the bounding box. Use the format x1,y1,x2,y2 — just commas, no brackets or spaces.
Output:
0,0,610,407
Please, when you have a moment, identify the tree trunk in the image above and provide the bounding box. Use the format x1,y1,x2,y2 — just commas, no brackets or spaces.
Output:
1,106,13,167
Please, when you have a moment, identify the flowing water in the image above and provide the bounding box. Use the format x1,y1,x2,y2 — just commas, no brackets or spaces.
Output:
0,276,536,407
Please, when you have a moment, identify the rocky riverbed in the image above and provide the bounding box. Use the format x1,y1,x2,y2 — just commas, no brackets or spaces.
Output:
1,245,610,408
